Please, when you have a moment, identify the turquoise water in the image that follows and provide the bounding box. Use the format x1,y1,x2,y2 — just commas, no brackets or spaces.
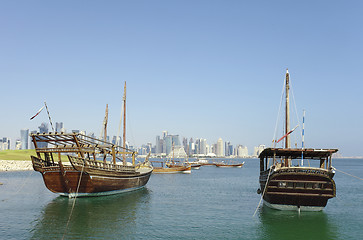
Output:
0,158,362,239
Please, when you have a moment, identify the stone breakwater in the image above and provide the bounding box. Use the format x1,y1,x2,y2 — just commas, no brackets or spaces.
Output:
0,160,33,171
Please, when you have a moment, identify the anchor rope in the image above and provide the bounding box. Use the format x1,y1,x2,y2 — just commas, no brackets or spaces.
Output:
253,160,273,217
62,161,85,240
335,168,363,181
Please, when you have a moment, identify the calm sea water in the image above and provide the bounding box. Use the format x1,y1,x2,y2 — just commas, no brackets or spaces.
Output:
0,158,362,240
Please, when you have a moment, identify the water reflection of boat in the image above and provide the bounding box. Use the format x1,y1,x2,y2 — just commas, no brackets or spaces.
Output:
31,189,150,239
257,206,337,240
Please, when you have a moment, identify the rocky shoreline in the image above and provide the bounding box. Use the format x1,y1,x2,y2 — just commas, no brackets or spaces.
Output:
0,160,33,171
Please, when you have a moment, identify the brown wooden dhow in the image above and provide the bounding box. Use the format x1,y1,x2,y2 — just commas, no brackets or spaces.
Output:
30,132,153,197
215,161,245,168
257,69,338,211
258,148,337,211
150,160,191,174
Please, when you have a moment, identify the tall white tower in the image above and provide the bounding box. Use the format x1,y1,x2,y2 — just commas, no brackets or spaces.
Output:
217,138,224,157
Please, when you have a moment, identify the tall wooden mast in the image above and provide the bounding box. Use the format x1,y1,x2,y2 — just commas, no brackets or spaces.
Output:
101,104,108,163
101,104,108,142
123,81,127,165
285,69,290,149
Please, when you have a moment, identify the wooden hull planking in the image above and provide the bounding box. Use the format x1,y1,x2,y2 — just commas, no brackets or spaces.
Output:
32,156,152,197
259,167,336,211
215,163,244,168
152,165,191,174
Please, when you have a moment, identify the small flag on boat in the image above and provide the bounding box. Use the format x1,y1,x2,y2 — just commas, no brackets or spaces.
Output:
30,106,45,120
276,125,299,143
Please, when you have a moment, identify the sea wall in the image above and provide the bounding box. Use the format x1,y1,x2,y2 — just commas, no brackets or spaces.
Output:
0,160,33,171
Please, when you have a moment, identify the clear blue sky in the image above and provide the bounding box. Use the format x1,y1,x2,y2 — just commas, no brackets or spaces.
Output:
1,1,362,156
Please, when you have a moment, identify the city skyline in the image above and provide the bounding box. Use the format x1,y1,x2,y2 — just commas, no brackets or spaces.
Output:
1,1,363,157
3,124,258,157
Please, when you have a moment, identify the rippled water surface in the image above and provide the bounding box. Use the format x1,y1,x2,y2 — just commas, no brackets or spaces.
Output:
0,158,362,239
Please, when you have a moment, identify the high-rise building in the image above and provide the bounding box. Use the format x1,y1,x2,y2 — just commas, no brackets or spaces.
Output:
206,144,210,155
0,137,10,150
189,138,195,156
172,135,180,146
15,139,21,150
253,144,266,157
225,141,233,156
30,130,37,149
39,122,48,133
182,137,188,155
55,122,63,133
236,145,249,157
160,138,165,154
20,129,29,150
216,138,224,157
200,139,207,155
195,138,201,154
38,123,49,148
156,135,161,153
165,135,173,155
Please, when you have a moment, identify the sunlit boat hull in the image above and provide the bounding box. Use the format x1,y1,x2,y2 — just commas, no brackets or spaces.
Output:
32,156,152,197
259,166,336,211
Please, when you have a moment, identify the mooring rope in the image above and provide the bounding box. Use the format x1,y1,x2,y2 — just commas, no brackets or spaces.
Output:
335,168,363,181
253,162,273,217
62,161,85,240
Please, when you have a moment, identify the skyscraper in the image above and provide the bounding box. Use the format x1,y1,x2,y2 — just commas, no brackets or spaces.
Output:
216,138,224,157
156,135,161,153
165,135,173,155
55,122,63,133
189,138,194,156
182,137,188,155
38,123,49,148
200,139,207,155
20,129,29,150
39,123,48,133
30,130,37,149
236,145,248,157
0,137,10,150
171,135,180,146
225,141,233,156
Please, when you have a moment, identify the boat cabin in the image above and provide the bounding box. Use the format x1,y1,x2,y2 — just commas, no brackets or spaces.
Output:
259,148,338,172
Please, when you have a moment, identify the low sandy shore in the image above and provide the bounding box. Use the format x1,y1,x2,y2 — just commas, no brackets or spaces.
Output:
0,160,33,171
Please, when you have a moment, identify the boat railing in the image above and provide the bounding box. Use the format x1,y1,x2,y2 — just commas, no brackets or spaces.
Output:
276,167,331,176
69,156,136,173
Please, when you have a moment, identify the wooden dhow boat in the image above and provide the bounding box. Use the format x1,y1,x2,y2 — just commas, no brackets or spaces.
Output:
257,69,338,211
151,160,191,174
151,143,191,174
30,82,153,198
215,161,245,168
31,132,153,198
